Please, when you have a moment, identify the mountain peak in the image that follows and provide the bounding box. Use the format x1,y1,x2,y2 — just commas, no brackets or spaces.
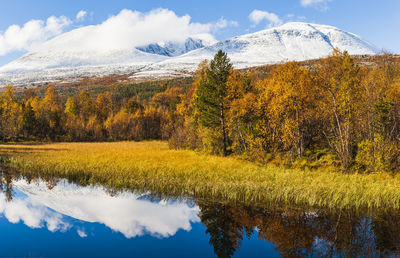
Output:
137,37,214,57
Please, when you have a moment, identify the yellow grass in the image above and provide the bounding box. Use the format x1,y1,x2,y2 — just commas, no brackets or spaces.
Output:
1,141,400,210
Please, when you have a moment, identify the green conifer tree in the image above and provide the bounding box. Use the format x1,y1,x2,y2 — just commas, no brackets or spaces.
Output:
195,50,233,156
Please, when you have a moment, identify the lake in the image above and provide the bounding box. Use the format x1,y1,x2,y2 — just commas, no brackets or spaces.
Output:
0,168,399,257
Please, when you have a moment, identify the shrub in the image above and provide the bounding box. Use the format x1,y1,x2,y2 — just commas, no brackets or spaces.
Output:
355,134,400,173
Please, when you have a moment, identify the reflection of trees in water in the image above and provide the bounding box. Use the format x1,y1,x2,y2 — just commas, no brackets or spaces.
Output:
198,201,400,258
373,212,400,256
198,201,249,258
0,166,16,201
0,166,61,202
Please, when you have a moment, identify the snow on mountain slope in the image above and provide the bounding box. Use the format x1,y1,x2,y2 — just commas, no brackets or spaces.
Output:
0,22,378,86
143,22,378,74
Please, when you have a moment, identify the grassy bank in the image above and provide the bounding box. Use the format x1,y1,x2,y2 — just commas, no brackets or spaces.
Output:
1,141,400,210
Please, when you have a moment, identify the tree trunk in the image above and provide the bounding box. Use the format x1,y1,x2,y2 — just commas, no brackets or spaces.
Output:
220,101,228,156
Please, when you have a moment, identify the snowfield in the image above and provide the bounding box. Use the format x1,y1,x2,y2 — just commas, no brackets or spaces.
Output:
0,22,378,87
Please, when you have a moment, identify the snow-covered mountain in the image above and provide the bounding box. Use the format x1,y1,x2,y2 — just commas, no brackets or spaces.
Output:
0,22,378,86
143,22,378,75
137,36,217,57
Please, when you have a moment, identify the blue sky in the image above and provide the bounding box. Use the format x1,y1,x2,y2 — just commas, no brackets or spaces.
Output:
0,0,399,65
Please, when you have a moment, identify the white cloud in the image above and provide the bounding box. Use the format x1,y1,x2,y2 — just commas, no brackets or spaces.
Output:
80,8,225,49
249,9,282,28
0,15,71,55
77,228,88,238
300,0,332,10
0,193,71,232
214,17,239,30
76,10,87,22
0,8,235,57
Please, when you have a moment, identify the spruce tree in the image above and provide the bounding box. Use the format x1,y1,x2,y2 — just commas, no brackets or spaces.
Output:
195,50,233,156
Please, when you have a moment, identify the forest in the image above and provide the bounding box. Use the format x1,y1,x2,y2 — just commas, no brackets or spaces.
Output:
1,50,400,173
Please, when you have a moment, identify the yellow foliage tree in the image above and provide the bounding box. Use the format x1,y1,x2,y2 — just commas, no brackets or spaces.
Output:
317,50,363,171
257,62,320,158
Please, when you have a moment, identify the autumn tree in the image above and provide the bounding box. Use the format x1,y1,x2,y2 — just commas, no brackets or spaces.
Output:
105,109,130,140
0,86,21,140
64,97,80,140
86,114,104,140
125,98,143,114
225,70,258,155
356,98,400,172
65,97,78,120
169,64,204,149
96,91,112,123
77,90,95,123
42,88,63,140
257,62,320,158
152,87,183,139
317,50,363,171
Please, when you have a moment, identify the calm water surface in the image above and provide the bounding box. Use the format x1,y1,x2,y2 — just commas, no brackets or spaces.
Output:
0,169,399,257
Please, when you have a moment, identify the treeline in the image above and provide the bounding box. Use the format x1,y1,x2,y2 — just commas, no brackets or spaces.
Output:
0,85,180,142
1,50,400,172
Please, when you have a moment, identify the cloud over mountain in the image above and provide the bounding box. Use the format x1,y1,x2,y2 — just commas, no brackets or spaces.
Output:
0,8,237,57
249,9,282,27
69,8,236,52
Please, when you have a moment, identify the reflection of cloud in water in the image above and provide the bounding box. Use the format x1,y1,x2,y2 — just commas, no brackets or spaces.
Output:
77,228,88,238
1,179,200,238
0,192,70,232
